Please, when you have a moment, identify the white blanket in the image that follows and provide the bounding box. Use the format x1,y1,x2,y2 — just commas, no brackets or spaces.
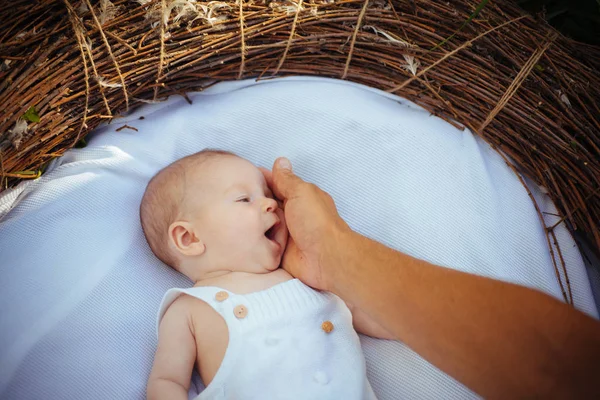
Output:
0,77,597,400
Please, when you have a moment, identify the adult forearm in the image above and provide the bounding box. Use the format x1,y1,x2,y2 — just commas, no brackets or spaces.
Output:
326,229,600,398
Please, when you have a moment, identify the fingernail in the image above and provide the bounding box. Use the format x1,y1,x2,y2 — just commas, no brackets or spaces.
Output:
277,157,292,171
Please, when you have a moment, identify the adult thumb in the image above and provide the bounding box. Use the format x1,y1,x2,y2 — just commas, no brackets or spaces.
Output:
272,157,303,200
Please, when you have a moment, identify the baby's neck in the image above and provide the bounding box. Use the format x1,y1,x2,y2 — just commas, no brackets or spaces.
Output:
193,268,293,295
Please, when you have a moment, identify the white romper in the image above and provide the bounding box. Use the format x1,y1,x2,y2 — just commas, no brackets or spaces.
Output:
157,278,377,400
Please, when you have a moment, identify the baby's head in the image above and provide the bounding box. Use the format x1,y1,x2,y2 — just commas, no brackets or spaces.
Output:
140,150,288,281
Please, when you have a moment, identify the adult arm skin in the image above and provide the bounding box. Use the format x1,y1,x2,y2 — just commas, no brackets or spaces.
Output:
262,157,600,399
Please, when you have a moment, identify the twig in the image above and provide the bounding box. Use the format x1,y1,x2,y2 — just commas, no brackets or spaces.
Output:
0,151,5,189
155,0,166,101
479,32,558,133
497,149,571,305
115,124,138,132
84,21,138,55
549,228,573,305
1,171,42,179
84,0,129,110
274,0,303,76
387,16,527,93
63,0,112,117
64,0,90,148
238,0,246,79
548,186,600,231
341,0,369,80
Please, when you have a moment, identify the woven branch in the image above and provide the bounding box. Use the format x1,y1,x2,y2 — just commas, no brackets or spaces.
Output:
0,0,599,273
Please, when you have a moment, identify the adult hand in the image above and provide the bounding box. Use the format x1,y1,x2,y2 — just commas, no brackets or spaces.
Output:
261,158,350,291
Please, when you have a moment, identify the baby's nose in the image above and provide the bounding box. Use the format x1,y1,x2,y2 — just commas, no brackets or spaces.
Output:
263,197,278,213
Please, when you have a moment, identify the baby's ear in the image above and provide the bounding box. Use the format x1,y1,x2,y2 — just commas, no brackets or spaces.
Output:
168,221,206,257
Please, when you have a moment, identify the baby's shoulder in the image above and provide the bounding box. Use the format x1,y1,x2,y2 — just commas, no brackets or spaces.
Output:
169,291,214,313
160,294,191,324
166,292,226,335
162,292,215,325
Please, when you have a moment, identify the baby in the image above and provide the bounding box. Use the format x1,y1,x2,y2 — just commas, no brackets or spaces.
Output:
141,149,392,400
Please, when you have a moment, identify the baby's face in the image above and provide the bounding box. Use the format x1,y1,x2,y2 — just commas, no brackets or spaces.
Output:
185,156,288,273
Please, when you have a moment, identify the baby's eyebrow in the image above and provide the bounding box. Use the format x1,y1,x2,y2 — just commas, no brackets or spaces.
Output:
224,184,245,195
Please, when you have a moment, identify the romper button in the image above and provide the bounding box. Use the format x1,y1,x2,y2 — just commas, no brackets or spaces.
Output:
215,291,229,302
234,305,248,319
321,321,334,333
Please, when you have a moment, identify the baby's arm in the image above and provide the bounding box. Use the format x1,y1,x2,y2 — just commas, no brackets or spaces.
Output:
147,298,196,400
347,302,396,340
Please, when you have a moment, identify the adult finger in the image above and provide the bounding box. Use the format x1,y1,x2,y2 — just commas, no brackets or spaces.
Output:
271,157,305,201
281,236,301,277
259,166,284,209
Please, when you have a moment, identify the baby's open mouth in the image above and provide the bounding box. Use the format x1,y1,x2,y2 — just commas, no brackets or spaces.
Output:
265,225,276,241
264,219,280,241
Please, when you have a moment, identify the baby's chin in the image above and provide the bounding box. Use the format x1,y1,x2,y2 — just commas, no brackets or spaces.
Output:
264,254,283,272
265,264,280,273
234,255,281,274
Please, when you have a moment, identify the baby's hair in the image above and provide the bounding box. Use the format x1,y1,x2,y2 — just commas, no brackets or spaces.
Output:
140,149,236,268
